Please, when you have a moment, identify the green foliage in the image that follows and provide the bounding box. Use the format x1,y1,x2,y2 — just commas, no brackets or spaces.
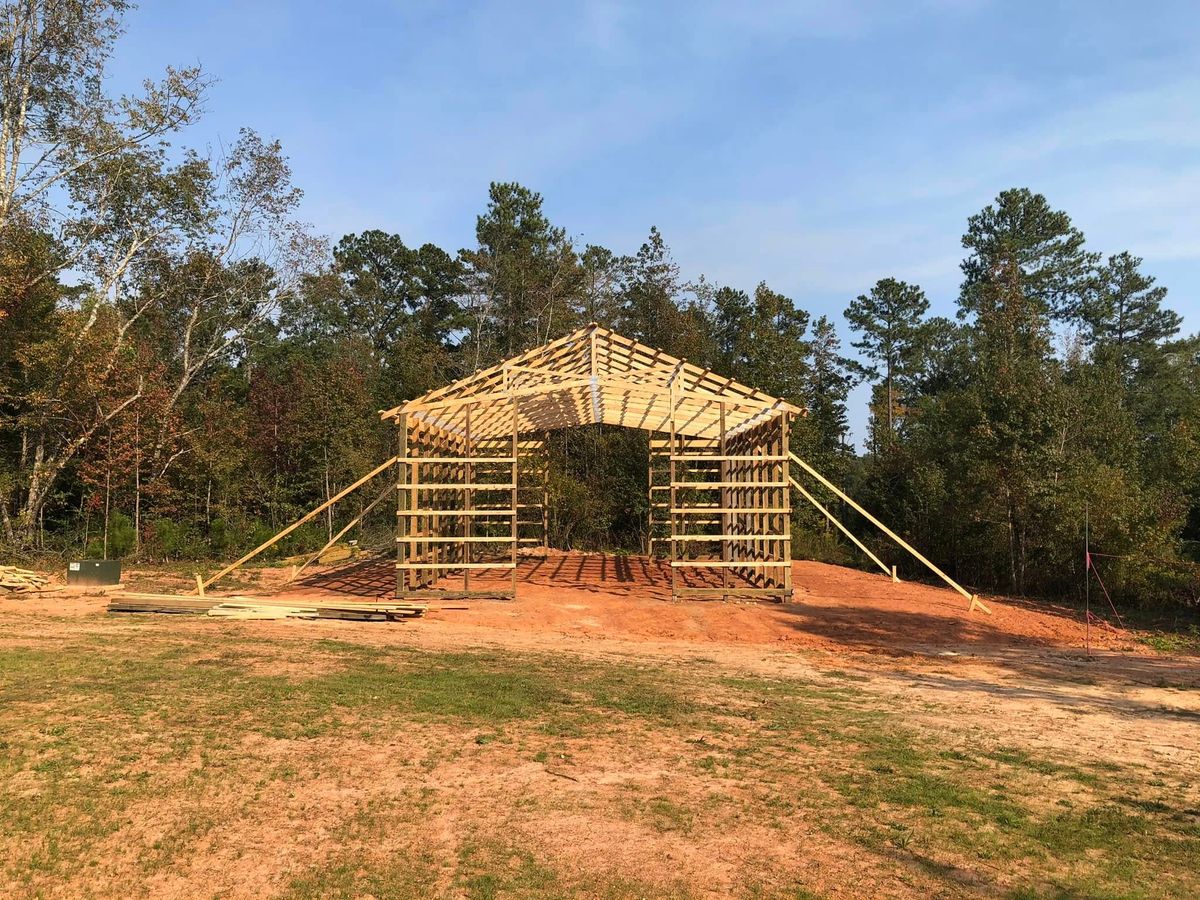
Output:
0,0,1195,613
844,277,931,450
848,188,1200,606
106,512,136,558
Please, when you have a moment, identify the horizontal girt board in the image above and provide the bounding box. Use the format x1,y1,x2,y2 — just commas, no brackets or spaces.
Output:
396,562,517,570
670,560,791,568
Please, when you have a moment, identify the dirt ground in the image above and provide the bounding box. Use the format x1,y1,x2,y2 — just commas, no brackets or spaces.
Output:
3,553,1197,898
95,549,1143,655
9,552,1195,773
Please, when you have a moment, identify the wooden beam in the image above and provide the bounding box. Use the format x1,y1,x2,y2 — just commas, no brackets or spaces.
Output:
396,535,512,543
290,477,394,584
670,560,791,568
788,452,989,614
203,455,399,592
669,534,790,541
396,414,408,596
397,562,516,570
465,404,473,591
511,399,519,597
397,589,515,600
788,476,891,578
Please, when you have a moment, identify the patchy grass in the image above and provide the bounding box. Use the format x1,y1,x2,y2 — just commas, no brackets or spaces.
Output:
0,627,1197,898
1139,624,1200,656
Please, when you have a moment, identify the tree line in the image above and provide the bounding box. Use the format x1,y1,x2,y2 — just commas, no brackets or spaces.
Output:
3,2,1198,607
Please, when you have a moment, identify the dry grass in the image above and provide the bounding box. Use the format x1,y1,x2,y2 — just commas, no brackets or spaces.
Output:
0,621,1197,898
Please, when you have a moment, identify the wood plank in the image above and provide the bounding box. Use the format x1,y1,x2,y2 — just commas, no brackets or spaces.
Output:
396,535,512,543
669,534,789,541
671,507,790,513
669,455,788,461
202,455,399,591
670,481,789,488
670,560,791,568
397,590,516,599
400,456,515,463
412,483,515,490
675,587,791,597
398,509,516,516
789,451,982,608
395,562,516,570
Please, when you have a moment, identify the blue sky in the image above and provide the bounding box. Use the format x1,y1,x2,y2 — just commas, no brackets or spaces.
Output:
109,1,1200,441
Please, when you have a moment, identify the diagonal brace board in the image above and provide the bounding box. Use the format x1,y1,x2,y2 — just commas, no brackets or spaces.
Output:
286,477,396,584
201,455,399,592
788,476,892,578
788,452,991,615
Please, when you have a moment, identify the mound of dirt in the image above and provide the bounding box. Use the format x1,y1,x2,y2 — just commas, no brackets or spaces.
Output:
276,552,1135,656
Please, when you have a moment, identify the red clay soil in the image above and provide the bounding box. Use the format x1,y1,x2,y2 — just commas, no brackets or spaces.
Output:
268,551,1134,656
7,551,1134,657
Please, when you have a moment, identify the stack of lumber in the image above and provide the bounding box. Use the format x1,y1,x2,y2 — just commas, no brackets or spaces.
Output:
107,594,213,614
107,591,424,622
0,565,51,594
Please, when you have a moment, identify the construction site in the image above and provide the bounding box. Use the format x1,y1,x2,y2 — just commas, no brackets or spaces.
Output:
95,326,985,619
3,328,1198,899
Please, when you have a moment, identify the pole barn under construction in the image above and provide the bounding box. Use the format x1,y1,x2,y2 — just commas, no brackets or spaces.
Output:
200,324,983,613
380,324,801,603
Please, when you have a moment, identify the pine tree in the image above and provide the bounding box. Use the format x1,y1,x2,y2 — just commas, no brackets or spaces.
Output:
805,315,853,461
844,277,930,448
952,189,1089,593
461,182,581,365
1081,251,1181,381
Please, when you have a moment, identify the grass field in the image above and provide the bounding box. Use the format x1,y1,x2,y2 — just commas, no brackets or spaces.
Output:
1,618,1197,898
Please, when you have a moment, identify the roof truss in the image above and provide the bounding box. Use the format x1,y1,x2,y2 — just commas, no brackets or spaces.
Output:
381,324,802,439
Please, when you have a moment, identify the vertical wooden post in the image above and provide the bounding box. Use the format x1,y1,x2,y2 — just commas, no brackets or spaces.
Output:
669,387,678,602
416,433,426,589
511,399,519,598
542,431,550,550
646,439,654,556
431,449,441,586
465,405,473,592
395,414,408,597
781,412,792,601
720,403,729,601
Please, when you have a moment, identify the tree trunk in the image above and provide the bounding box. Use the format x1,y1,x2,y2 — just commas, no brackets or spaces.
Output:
1006,491,1018,593
103,455,111,558
324,446,333,541
134,412,141,555
1,498,14,546
13,439,50,546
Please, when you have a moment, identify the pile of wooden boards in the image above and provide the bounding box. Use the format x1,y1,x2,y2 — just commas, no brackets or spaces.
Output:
107,592,425,622
0,565,51,594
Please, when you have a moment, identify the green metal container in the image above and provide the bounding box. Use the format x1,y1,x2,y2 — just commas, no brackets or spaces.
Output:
67,559,122,586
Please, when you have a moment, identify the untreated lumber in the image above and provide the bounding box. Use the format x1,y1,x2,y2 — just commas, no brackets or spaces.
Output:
675,587,790,598
398,509,516,516
788,452,990,614
670,560,790,568
0,565,50,591
108,591,426,621
396,589,514,599
396,561,516,570
669,534,790,541
289,477,395,584
788,475,892,578
202,455,398,592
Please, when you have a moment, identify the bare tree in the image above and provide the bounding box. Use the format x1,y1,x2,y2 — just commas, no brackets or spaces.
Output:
0,3,318,545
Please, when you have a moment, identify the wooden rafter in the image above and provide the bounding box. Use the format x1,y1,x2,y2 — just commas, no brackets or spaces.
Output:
380,324,802,440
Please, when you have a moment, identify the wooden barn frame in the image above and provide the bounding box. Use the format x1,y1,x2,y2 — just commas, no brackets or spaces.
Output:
199,324,987,616
379,324,800,603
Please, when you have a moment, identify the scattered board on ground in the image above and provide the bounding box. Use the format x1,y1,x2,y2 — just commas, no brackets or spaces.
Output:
0,565,51,593
106,592,425,621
